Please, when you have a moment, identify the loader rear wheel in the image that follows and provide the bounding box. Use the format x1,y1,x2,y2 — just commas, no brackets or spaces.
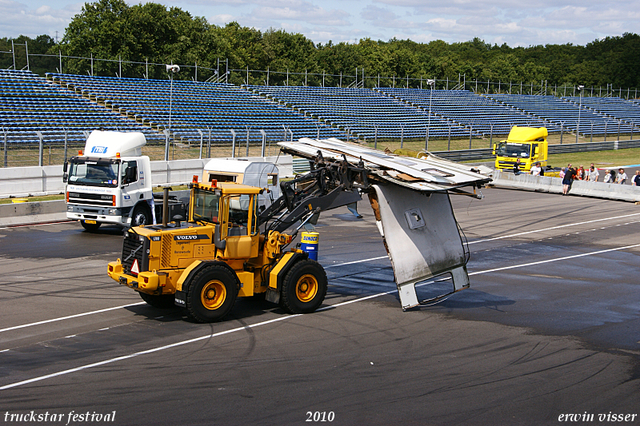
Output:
280,259,327,314
186,265,239,322
139,292,175,309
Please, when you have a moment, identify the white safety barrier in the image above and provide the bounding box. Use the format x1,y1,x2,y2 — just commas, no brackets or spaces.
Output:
0,155,293,198
490,169,640,203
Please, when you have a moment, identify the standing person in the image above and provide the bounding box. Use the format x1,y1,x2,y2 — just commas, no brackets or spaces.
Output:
530,162,541,176
513,158,521,175
604,169,616,184
576,165,586,180
616,168,628,184
633,170,640,186
562,166,575,195
587,164,600,182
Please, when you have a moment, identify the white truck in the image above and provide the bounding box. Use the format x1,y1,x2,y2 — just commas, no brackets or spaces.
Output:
63,130,186,231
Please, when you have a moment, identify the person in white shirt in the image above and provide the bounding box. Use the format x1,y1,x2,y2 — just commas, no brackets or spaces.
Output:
587,163,600,182
616,168,628,184
530,162,542,176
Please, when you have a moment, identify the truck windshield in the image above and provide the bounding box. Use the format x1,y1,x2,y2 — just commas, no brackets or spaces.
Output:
495,142,531,158
192,187,220,224
68,158,119,187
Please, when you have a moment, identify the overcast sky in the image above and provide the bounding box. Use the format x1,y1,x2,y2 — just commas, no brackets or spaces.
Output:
1,0,639,47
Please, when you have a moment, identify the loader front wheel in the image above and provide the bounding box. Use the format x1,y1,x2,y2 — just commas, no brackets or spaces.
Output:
280,260,327,314
139,292,175,309
186,265,238,322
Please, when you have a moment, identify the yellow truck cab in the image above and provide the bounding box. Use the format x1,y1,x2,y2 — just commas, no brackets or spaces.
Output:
493,126,549,173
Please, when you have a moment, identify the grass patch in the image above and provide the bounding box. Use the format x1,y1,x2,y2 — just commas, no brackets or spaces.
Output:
547,148,640,169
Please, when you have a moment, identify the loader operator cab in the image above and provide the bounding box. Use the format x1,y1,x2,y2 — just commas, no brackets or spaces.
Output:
190,182,261,258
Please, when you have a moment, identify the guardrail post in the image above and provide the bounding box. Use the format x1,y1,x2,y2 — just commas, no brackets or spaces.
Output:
63,128,68,162
400,124,404,148
560,122,564,144
2,127,7,168
245,126,250,157
489,124,493,148
424,125,429,152
604,121,608,142
36,131,43,167
197,129,203,159
230,129,237,158
448,125,451,151
374,125,378,149
469,126,473,149
590,121,593,142
207,127,212,158
631,122,634,140
163,130,170,161
260,129,267,157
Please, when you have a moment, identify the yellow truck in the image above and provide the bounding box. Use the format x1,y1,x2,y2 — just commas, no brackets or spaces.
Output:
493,126,559,175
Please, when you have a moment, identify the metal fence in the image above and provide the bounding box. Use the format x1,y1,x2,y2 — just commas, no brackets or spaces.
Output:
3,48,639,99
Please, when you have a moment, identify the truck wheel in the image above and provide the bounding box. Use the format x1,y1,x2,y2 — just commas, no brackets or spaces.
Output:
131,205,152,227
139,292,175,308
186,265,239,322
280,259,327,314
80,220,101,232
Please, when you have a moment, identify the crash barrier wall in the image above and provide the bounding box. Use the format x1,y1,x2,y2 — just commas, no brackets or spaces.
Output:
0,155,293,198
490,169,640,203
0,199,66,225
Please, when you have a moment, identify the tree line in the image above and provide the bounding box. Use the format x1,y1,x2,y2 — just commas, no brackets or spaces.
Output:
1,0,639,92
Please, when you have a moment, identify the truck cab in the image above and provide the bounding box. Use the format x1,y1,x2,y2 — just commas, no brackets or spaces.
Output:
64,131,154,231
493,126,549,173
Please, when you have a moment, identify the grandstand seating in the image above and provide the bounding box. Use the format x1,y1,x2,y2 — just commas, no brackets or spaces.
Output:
0,69,162,146
378,88,556,136
47,73,347,145
2,67,640,156
247,85,475,142
562,96,640,129
488,94,637,136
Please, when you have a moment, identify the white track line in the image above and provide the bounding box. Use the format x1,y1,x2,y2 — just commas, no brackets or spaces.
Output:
467,212,640,245
4,212,638,335
0,302,145,334
2,242,639,391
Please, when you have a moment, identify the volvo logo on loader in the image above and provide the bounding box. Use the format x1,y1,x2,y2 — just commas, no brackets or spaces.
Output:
174,235,209,241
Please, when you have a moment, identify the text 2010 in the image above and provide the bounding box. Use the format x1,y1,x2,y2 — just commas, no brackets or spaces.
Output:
306,411,335,422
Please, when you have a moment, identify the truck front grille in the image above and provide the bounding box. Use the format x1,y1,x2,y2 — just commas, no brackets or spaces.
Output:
68,192,114,206
121,232,148,275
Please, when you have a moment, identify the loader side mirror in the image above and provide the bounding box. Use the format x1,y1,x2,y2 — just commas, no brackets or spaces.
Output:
214,223,226,251
62,161,68,183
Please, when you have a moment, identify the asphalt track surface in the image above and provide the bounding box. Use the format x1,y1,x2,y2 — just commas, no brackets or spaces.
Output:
0,188,639,426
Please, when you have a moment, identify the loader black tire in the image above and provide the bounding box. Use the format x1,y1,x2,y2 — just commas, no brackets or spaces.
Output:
280,259,327,314
139,292,176,309
186,265,239,322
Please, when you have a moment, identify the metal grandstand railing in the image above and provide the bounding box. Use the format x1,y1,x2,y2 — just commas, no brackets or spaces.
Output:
3,68,640,167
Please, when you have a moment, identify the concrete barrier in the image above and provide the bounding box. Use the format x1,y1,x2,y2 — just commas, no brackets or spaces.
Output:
0,155,293,198
490,169,640,202
0,199,67,226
